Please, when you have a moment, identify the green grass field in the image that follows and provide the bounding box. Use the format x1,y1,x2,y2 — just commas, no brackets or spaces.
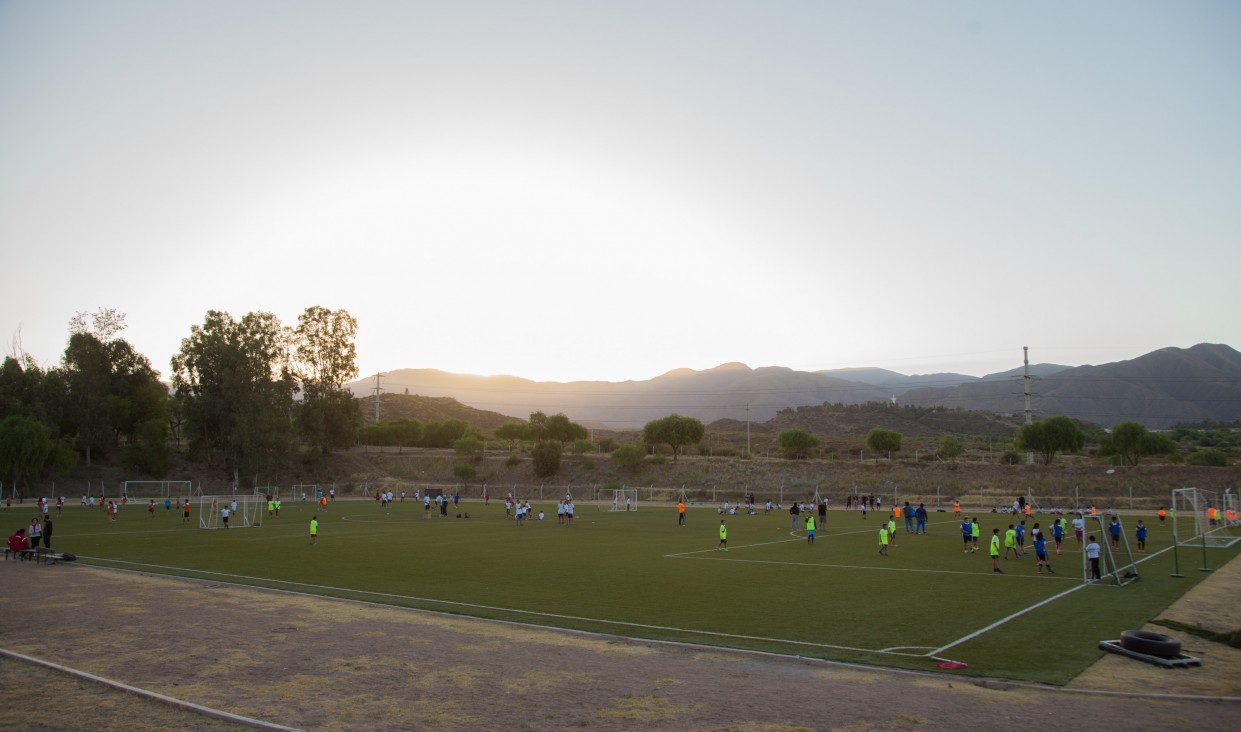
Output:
28,497,1239,685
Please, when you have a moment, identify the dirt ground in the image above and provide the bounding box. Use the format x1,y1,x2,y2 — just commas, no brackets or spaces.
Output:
1,557,1238,732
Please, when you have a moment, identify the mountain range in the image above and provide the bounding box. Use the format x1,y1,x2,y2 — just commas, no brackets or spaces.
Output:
347,343,1241,430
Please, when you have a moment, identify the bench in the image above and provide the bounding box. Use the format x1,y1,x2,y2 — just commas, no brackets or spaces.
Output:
4,547,37,561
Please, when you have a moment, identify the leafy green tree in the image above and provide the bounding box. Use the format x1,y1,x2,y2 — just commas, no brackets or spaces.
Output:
453,434,484,458
569,439,595,455
1014,416,1085,465
777,428,819,459
1106,421,1151,466
172,310,296,482
939,435,965,460
494,422,529,442
865,428,902,458
421,419,470,448
641,414,705,461
531,440,562,478
292,307,361,454
62,326,170,470
612,444,645,468
390,418,423,452
528,411,588,447
0,415,54,490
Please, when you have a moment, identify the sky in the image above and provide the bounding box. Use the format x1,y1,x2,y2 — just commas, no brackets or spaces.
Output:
2,1,1238,385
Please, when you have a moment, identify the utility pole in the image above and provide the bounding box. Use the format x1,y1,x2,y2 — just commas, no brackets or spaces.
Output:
746,403,752,458
373,373,384,424
1023,346,1034,465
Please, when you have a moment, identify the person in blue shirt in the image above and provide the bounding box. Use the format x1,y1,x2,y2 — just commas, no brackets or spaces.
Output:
961,517,973,553
1033,532,1054,574
1108,517,1122,550
915,504,928,534
1014,521,1027,556
1051,518,1065,556
903,501,914,533
1134,519,1147,553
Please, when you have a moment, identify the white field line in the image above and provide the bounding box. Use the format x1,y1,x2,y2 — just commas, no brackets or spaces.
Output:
926,543,1179,658
0,648,303,732
666,554,1076,580
79,556,923,659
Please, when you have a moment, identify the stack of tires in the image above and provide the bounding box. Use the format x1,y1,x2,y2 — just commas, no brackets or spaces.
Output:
1120,630,1181,658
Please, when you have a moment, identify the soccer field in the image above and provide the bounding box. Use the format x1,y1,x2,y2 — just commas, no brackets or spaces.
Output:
46,497,1240,685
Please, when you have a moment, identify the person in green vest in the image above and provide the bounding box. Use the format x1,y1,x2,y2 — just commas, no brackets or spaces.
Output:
805,513,816,545
990,528,1002,573
878,525,890,556
971,517,981,553
717,519,728,551
310,516,318,546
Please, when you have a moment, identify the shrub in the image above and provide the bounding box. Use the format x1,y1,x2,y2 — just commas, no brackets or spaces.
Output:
612,444,645,469
505,455,522,469
453,464,476,479
570,439,596,455
532,441,562,478
1186,449,1228,466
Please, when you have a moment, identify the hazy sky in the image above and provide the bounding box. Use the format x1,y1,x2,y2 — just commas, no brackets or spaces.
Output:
2,1,1238,385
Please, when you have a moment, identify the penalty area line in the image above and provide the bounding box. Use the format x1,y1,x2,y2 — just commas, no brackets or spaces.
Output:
927,542,1179,658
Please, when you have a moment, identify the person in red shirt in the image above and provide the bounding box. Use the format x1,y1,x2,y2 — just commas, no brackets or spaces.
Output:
8,528,31,558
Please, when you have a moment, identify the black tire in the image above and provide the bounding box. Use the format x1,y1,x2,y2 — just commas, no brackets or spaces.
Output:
1120,629,1181,659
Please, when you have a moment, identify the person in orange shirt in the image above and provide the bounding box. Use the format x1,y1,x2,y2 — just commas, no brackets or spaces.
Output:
1208,506,1217,526
677,500,686,527
953,500,960,518
1158,507,1167,526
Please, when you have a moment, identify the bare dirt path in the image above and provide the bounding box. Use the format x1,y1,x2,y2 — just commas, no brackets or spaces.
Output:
1,560,1237,732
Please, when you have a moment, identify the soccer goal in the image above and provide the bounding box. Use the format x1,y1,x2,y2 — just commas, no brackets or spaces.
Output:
1082,515,1139,587
1172,487,1238,549
198,495,263,529
122,480,193,499
606,488,638,512
292,484,319,502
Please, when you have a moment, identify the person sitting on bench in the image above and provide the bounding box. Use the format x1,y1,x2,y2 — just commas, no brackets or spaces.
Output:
7,528,33,560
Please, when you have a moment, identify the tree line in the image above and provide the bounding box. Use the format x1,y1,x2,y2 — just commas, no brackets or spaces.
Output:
0,306,362,492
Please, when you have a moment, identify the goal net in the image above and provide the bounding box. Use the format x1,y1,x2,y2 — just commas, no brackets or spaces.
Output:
1081,515,1139,586
198,495,263,529
122,480,193,500
1172,487,1238,549
292,485,319,502
605,488,638,512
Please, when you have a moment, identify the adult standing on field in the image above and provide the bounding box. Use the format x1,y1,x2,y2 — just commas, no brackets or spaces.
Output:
789,502,800,530
41,515,53,548
902,502,913,533
817,499,827,528
915,504,928,534
678,500,686,527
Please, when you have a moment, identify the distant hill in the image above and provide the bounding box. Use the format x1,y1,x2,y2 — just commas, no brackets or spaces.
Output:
348,344,1241,430
899,343,1241,428
358,393,517,431
352,363,894,428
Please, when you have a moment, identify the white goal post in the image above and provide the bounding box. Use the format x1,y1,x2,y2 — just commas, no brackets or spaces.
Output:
605,488,638,512
198,494,263,529
122,480,194,499
1172,487,1238,549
